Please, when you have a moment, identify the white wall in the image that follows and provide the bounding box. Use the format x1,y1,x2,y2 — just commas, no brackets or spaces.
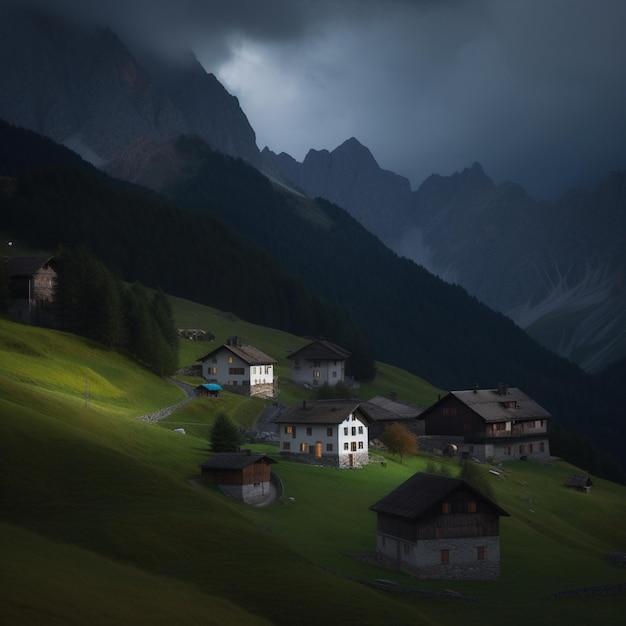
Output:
278,412,368,465
290,358,345,386
201,348,274,389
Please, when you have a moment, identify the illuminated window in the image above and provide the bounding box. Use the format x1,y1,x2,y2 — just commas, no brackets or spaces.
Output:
467,502,477,513
228,356,233,364
441,502,451,514
284,426,293,434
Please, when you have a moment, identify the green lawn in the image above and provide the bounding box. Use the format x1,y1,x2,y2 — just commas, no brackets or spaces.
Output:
171,294,441,408
0,318,433,626
160,391,267,439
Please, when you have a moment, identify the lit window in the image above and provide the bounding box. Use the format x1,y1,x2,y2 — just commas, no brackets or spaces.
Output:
228,356,233,364
285,425,293,434
441,502,451,514
467,502,477,513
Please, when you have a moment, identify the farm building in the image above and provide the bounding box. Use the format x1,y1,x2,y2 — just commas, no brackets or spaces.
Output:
565,474,593,493
287,339,350,387
4,255,56,324
200,452,276,504
195,383,222,397
198,337,276,398
419,386,551,461
275,399,369,468
360,395,425,439
370,472,509,580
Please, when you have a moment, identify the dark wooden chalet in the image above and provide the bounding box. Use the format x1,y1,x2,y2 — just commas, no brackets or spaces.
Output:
200,452,276,504
370,472,509,579
565,474,593,493
420,386,551,461
4,256,57,324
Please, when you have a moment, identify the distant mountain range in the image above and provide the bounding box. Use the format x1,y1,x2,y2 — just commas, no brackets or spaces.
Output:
263,140,626,373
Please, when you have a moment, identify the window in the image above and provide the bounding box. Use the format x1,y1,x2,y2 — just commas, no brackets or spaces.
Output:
540,441,545,453
207,367,217,375
441,502,451,514
344,443,349,451
284,425,293,434
440,549,449,564
332,371,337,378
299,442,308,453
403,543,411,555
477,546,486,561
327,427,333,437
229,367,244,375
351,442,357,452
228,356,234,364
344,427,348,436
314,370,321,379
442,407,457,417
494,422,506,431
326,443,333,452
529,443,534,454
358,441,364,450
519,444,525,454
540,420,545,428
282,441,291,450
467,501,477,513
265,365,271,375
306,427,312,436
358,426,363,434
351,427,356,436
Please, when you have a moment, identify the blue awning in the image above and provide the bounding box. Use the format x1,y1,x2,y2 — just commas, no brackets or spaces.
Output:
202,383,223,391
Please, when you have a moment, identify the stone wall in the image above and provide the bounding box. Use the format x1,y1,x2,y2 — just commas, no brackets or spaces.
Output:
279,450,369,469
218,481,271,504
376,533,501,580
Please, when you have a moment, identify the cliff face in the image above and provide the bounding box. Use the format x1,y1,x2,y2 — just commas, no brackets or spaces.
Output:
0,9,259,166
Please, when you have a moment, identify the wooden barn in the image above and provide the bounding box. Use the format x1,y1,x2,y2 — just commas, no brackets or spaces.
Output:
360,395,425,440
565,474,593,493
200,452,276,504
4,256,57,324
370,472,509,580
419,386,551,461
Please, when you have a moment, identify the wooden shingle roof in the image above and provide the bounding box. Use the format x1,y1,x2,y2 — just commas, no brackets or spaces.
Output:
370,472,509,519
360,396,424,422
200,453,275,470
274,399,364,424
287,339,351,362
198,343,276,365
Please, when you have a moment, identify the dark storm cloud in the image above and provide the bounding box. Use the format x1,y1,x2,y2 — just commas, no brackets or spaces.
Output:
4,0,626,197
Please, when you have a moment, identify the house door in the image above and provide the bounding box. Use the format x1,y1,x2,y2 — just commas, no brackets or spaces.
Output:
314,442,323,459
349,454,354,467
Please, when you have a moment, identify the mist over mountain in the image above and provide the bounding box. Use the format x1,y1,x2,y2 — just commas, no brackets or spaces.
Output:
264,138,626,373
0,8,259,166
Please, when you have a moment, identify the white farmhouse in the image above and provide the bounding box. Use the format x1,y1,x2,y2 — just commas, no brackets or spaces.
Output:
275,400,369,468
286,339,350,387
198,337,276,398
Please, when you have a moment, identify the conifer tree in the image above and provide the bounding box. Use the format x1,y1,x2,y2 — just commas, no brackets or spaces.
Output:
210,414,242,452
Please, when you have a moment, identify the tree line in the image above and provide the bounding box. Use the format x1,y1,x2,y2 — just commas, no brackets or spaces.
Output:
54,248,179,376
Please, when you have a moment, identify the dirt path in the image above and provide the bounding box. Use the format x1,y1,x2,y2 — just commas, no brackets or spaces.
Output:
136,378,196,423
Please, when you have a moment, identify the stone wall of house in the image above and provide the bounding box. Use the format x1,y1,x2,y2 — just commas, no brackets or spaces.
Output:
218,481,271,504
376,533,500,580
279,450,369,469
250,382,275,398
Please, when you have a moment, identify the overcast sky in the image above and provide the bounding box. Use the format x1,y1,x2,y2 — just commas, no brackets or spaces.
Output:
19,0,626,197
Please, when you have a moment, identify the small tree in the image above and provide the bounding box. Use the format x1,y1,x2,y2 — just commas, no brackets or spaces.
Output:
382,422,418,463
210,414,241,452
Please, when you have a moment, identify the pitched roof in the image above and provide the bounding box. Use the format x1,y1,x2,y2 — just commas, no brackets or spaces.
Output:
370,472,509,519
360,396,424,422
200,452,276,470
287,339,351,362
198,343,276,365
565,474,593,488
274,399,364,424
421,387,551,423
5,256,55,277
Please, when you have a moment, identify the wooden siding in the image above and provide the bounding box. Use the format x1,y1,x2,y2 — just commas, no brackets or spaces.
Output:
201,460,272,485
424,396,485,437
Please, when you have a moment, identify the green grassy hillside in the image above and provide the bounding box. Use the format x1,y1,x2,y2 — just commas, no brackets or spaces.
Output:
171,294,440,408
0,318,434,626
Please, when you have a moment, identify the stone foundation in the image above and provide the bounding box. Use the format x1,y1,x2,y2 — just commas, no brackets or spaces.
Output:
218,481,271,504
279,451,369,468
376,533,501,580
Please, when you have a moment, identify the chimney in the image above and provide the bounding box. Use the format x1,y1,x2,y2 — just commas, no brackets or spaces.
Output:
473,384,478,394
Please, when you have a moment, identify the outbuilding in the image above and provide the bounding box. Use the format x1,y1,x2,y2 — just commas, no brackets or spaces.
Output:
370,472,509,580
200,452,276,504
